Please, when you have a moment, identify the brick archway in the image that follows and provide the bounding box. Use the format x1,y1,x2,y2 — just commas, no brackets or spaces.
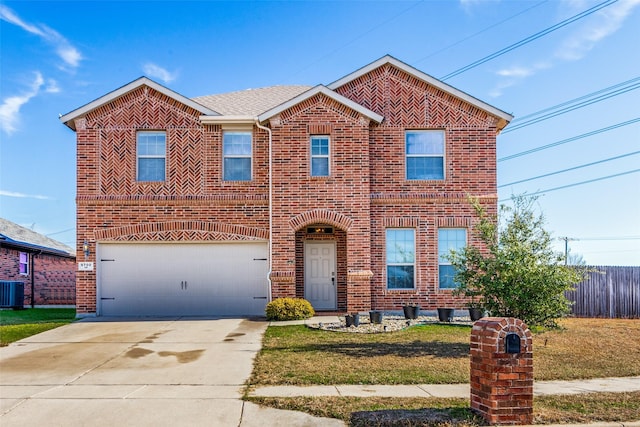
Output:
288,209,353,232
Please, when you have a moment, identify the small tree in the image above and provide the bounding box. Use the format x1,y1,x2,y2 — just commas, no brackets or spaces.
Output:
447,195,588,328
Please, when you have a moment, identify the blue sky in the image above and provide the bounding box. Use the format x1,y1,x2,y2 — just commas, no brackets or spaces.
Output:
1,0,638,265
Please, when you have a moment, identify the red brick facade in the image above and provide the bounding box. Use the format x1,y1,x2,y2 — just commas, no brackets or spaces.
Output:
0,247,76,306
64,56,510,316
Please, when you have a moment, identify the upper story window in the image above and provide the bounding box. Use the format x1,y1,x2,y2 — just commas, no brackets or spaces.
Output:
137,131,166,182
438,228,467,289
223,131,252,181
406,130,445,180
310,135,330,177
386,229,415,289
19,252,29,275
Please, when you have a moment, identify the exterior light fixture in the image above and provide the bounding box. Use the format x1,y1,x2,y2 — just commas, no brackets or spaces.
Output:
83,240,90,258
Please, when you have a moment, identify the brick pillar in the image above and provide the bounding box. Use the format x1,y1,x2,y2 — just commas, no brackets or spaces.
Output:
470,317,533,425
269,271,296,299
346,270,373,312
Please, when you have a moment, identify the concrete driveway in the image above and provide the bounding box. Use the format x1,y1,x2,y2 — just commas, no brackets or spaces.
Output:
0,317,343,427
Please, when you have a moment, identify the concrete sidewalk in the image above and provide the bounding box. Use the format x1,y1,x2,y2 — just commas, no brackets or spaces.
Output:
250,376,640,398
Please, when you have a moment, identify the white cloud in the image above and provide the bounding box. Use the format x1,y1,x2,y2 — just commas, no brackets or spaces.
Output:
0,72,44,135
496,66,535,78
0,189,51,200
489,0,639,97
45,79,61,94
143,63,178,83
556,0,640,60
0,5,82,70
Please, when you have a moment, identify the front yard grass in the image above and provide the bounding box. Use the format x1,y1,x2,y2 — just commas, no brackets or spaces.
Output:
0,308,76,346
250,318,640,386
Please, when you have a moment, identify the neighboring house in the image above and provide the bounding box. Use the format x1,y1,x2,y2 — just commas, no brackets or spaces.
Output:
0,218,76,307
60,55,512,317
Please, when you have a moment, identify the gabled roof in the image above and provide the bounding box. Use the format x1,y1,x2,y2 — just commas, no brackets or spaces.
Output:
0,218,74,257
257,85,384,124
328,55,513,130
194,85,312,116
60,77,219,131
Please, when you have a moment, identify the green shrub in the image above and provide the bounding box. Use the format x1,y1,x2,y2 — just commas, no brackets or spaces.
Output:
265,298,315,321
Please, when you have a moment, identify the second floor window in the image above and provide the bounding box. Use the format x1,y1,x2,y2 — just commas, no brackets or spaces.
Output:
406,130,445,180
137,131,166,182
223,131,252,181
311,136,330,177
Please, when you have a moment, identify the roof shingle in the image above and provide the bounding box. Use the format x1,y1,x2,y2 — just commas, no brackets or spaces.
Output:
0,218,74,256
193,85,312,116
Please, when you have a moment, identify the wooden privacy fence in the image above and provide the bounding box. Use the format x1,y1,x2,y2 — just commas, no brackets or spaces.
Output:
566,266,640,318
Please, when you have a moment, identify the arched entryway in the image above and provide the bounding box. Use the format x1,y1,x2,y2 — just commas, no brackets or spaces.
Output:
294,224,348,312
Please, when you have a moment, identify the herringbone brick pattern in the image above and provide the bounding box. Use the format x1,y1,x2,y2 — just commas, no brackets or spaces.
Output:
335,63,496,129
94,220,268,241
91,87,205,196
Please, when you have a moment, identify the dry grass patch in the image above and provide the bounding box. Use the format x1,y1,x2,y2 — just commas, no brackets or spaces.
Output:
246,392,640,425
535,318,640,380
251,318,640,386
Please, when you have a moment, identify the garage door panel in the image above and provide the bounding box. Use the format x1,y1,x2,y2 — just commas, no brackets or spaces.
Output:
98,243,269,317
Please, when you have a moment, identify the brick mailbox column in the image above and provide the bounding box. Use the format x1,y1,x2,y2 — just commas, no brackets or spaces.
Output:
470,317,533,425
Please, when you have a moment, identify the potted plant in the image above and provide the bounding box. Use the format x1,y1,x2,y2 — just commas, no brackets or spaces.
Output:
437,307,455,322
452,278,485,322
402,303,420,320
369,310,383,324
345,313,360,327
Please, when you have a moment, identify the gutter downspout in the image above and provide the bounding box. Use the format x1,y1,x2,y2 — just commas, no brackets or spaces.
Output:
255,119,273,303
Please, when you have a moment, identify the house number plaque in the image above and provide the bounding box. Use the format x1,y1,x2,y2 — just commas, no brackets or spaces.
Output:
78,262,94,271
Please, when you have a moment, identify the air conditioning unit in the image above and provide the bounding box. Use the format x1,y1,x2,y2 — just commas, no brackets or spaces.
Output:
0,281,25,309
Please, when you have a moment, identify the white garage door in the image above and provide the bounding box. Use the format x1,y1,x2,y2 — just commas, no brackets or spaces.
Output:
98,242,269,317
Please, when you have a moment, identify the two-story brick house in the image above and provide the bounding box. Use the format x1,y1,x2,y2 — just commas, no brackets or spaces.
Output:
61,55,511,317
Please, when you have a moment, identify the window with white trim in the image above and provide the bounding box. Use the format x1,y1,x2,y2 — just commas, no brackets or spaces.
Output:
223,131,252,181
386,229,415,289
438,228,467,289
137,131,166,182
310,135,330,177
406,130,445,180
19,252,29,275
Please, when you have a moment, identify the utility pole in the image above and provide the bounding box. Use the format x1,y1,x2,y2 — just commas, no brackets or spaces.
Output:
558,237,578,265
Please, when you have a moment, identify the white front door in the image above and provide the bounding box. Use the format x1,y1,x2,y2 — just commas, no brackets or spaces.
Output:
304,242,336,310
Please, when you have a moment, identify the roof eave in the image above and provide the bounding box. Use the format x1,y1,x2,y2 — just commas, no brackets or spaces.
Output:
0,239,75,258
199,115,257,126
257,85,384,124
60,77,220,131
328,55,514,131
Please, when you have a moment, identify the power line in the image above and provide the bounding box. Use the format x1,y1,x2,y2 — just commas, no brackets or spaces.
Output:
415,1,549,63
510,76,640,124
498,118,640,161
498,168,640,201
288,0,425,79
498,150,640,187
46,227,75,236
440,0,618,81
502,80,640,133
578,236,640,241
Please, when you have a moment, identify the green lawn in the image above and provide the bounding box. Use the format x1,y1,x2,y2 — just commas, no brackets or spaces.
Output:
0,308,76,346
